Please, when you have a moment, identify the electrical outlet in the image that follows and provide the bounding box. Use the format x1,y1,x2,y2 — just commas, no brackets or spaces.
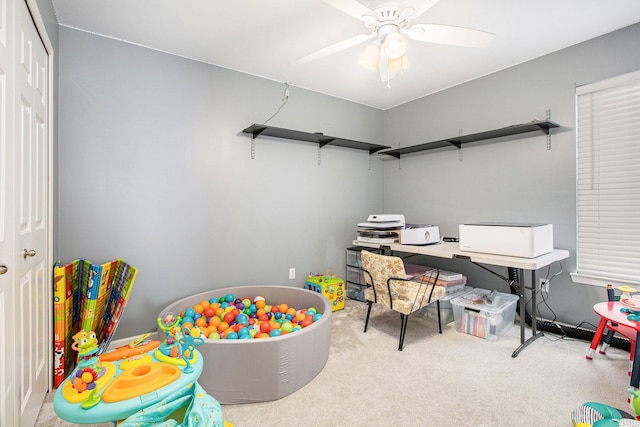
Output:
539,278,550,293
289,268,295,280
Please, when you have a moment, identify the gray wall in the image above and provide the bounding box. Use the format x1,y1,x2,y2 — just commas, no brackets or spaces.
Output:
57,27,384,338
56,18,640,338
383,23,640,328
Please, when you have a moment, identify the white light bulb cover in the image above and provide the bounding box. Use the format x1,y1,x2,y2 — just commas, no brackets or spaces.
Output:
383,32,406,59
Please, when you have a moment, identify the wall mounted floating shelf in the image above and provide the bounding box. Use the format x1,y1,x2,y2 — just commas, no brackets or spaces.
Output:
243,124,390,154
380,120,560,159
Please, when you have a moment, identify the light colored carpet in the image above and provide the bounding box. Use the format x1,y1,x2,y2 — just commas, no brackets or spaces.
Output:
38,299,632,426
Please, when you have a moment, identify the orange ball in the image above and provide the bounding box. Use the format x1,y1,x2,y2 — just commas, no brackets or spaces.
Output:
217,322,229,333
209,317,221,328
200,300,210,309
195,317,207,327
255,299,266,309
279,304,289,314
193,304,204,314
181,321,193,330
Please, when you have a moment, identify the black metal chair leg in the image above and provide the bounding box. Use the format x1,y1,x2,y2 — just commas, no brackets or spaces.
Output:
399,314,408,351
436,300,442,334
364,301,373,333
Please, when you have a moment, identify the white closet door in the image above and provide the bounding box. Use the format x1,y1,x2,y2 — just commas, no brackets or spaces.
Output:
0,0,16,422
0,0,50,425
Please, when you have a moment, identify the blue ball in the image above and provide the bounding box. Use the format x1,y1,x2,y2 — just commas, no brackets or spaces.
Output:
184,308,196,319
225,293,235,303
225,332,238,340
270,330,281,337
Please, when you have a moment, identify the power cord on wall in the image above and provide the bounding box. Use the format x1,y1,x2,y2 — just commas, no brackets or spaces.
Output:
262,82,291,125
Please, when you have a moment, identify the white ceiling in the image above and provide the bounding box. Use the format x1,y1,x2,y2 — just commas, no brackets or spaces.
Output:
51,0,640,110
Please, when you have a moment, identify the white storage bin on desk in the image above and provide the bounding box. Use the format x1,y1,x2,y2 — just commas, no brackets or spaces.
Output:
451,288,519,340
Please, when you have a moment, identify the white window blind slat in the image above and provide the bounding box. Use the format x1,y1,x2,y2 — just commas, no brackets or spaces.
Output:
575,70,640,286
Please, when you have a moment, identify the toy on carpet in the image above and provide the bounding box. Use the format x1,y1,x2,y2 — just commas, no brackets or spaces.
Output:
173,293,323,340
54,327,233,425
572,392,640,427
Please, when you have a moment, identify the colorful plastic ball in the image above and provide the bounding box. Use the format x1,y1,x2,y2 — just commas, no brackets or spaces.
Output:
236,302,245,310
203,307,215,318
314,313,323,322
285,314,293,321
280,321,294,333
249,304,257,313
242,298,251,307
249,329,257,338
270,330,281,337
223,312,235,324
220,302,229,309
259,322,272,333
224,293,235,303
181,316,194,325
239,334,252,340
184,308,196,319
236,313,249,325
207,332,220,339
225,331,238,340
193,304,204,314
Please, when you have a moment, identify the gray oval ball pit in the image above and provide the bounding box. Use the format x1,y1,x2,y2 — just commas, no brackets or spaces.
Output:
158,285,332,404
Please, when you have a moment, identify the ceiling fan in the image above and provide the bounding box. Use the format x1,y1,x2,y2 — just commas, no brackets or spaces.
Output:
297,0,495,84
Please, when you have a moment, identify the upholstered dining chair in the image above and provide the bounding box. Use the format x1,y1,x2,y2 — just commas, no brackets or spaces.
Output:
360,250,447,351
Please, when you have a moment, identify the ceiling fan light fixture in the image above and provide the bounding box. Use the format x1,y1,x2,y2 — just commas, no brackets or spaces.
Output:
358,43,380,70
383,31,406,59
388,54,408,73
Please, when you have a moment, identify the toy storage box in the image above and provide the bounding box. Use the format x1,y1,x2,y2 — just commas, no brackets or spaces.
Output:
305,273,345,311
418,286,472,325
451,288,519,340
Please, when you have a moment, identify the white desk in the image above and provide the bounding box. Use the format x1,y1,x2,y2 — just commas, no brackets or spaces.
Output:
353,241,570,357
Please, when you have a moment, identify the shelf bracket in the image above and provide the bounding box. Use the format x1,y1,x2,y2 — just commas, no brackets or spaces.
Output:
251,137,256,160
545,109,552,150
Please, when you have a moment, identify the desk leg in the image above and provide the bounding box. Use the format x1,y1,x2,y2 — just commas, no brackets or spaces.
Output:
631,332,640,388
512,269,544,358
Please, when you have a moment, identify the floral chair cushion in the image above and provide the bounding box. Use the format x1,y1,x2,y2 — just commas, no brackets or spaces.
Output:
361,250,446,315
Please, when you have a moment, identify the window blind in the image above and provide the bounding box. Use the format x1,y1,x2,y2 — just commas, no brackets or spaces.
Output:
575,70,640,286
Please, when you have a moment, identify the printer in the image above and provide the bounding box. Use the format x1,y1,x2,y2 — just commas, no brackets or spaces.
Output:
356,215,441,245
357,214,404,244
357,214,405,229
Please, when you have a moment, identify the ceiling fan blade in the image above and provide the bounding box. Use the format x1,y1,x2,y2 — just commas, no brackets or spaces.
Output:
323,0,375,22
404,24,495,48
400,0,441,22
297,33,375,63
